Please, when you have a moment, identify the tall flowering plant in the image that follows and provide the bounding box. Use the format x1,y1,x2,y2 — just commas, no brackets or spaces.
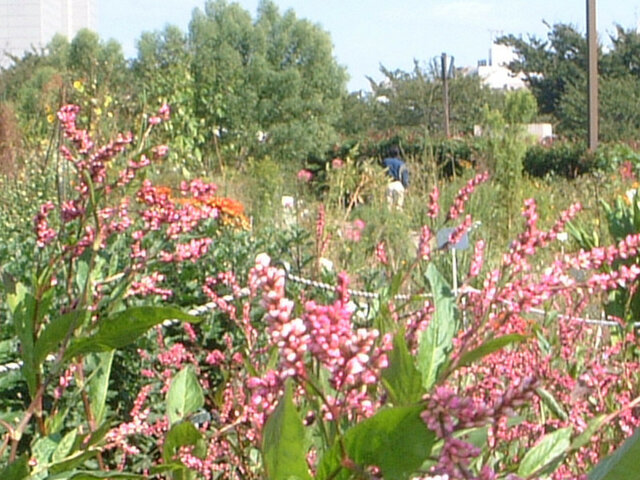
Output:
0,104,252,478
85,172,640,479
4,103,640,480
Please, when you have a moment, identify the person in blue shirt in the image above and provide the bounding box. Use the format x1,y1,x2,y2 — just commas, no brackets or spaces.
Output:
382,146,409,209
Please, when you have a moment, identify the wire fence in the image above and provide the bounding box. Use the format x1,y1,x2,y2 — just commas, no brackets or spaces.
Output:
1,265,637,375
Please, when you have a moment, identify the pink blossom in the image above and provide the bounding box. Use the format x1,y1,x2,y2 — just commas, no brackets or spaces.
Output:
375,241,389,265
418,225,433,260
427,185,440,218
448,171,489,220
34,201,56,247
297,169,313,182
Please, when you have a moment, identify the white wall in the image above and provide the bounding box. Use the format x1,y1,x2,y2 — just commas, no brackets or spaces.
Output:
0,0,96,68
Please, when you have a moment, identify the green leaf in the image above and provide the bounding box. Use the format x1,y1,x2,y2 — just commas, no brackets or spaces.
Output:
48,448,101,475
34,311,87,366
163,421,206,464
416,263,457,390
167,366,204,426
518,427,572,478
86,351,114,425
0,453,29,480
316,404,435,480
65,306,200,360
536,388,569,422
588,428,640,480
33,434,60,470
456,334,527,369
381,330,423,405
51,428,78,463
571,414,607,451
9,284,37,395
47,472,146,480
262,380,311,480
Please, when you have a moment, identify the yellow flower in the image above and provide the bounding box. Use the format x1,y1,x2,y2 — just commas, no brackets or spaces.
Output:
47,114,55,124
73,80,84,92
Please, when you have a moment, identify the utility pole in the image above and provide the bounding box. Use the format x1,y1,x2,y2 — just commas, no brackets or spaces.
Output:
441,52,450,138
587,0,598,151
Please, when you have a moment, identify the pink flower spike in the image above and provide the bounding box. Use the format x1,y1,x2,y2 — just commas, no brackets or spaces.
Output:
297,169,313,182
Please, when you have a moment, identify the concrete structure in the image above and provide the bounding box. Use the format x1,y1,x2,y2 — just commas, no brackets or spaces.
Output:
473,123,553,143
471,42,527,90
0,0,96,67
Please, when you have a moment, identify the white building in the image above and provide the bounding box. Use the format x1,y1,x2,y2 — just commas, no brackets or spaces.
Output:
0,0,97,67
472,42,527,90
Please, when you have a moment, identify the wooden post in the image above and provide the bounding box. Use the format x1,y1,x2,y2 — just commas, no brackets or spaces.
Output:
441,52,451,138
587,0,598,151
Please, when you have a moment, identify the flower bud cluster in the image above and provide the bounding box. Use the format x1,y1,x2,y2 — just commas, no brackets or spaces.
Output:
447,172,489,220
249,254,390,422
427,186,440,218
418,225,433,261
34,201,56,248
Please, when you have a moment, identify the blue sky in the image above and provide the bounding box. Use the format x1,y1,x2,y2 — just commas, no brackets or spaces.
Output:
98,1,640,92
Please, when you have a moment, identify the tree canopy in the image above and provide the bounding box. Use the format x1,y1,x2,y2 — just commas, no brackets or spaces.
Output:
499,23,640,142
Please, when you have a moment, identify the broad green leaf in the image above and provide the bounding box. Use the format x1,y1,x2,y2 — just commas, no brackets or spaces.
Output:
316,404,435,480
9,284,37,395
51,428,78,464
74,260,90,293
571,414,607,451
167,366,204,426
86,351,114,424
44,406,70,434
416,263,457,390
34,311,87,366
518,427,572,478
150,464,189,475
262,380,311,480
456,334,527,369
163,421,206,464
48,449,100,475
6,281,27,315
536,388,568,421
46,472,145,480
381,330,423,405
588,428,640,480
33,435,60,471
65,306,200,360
0,453,29,480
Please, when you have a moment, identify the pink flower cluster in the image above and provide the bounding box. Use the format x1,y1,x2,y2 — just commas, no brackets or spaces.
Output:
447,214,472,249
427,185,440,218
447,171,489,220
342,218,366,242
127,271,173,299
375,241,389,265
418,225,433,260
297,169,313,182
248,254,390,422
148,103,170,125
34,201,56,248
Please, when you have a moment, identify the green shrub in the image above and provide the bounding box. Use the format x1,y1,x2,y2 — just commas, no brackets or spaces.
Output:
524,140,591,178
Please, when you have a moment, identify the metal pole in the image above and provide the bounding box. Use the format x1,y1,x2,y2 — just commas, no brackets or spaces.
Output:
587,0,598,151
442,52,451,138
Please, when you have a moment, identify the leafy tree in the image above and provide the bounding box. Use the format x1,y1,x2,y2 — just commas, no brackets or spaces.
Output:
365,60,503,136
133,26,202,169
500,23,640,142
499,24,590,119
188,0,347,167
0,30,131,141
603,25,640,78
